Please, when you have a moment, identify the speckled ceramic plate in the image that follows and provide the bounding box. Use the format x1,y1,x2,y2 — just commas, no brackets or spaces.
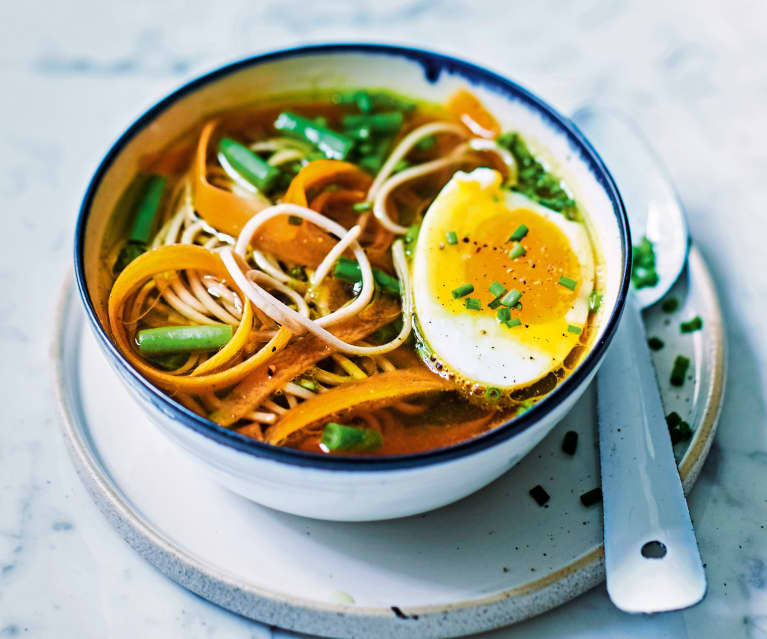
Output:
53,246,724,639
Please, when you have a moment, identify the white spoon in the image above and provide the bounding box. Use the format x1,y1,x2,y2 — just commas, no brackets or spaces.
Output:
571,106,705,613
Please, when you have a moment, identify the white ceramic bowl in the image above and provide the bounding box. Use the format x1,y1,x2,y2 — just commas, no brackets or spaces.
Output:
75,44,630,521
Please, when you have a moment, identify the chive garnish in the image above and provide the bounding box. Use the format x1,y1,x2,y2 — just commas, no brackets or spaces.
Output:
561,430,578,456
485,387,502,402
580,488,603,507
670,355,690,386
446,231,458,245
506,318,522,328
666,411,693,444
662,298,679,313
632,236,659,289
558,276,578,290
567,324,582,334
647,337,665,351
497,307,511,323
489,281,507,297
352,201,371,212
680,316,703,333
488,297,502,310
517,399,534,415
501,289,522,307
452,283,474,298
529,485,550,507
508,242,526,259
464,297,482,310
297,378,318,391
588,291,602,312
288,215,303,225
509,224,529,242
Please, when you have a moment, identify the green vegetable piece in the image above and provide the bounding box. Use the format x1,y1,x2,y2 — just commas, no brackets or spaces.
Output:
393,159,411,173
274,111,353,160
489,281,507,297
632,236,659,289
358,137,393,174
580,487,602,507
666,411,693,444
321,422,383,452
287,215,303,225
113,241,146,275
297,378,318,392
562,430,578,456
488,296,502,309
588,290,602,312
647,336,665,351
464,297,482,310
342,112,404,135
506,317,522,328
136,324,233,355
128,174,167,244
452,283,475,299
218,137,279,192
670,355,690,386
485,387,502,402
661,297,679,313
508,242,526,259
333,257,401,296
680,316,703,333
352,201,372,212
500,289,522,307
558,276,578,291
446,231,458,245
497,307,511,323
147,352,189,371
567,324,582,334
508,224,529,242
415,135,437,151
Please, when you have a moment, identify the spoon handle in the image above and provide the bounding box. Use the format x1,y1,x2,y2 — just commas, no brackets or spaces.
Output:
597,298,706,612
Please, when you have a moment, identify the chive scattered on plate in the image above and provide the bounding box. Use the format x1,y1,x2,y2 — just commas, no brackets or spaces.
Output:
561,430,578,456
661,297,679,313
666,411,693,444
680,316,703,333
580,487,603,507
670,355,690,386
647,337,665,351
452,283,474,299
529,484,550,507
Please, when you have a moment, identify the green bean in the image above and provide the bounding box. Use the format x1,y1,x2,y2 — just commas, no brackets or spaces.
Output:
129,175,167,244
321,422,383,452
274,111,353,160
136,324,233,355
218,137,279,192
342,112,403,135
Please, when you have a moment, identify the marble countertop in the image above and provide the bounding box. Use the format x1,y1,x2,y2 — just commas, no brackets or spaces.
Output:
2,0,766,636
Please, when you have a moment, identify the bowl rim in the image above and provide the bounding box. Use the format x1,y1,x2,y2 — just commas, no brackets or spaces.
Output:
74,42,631,471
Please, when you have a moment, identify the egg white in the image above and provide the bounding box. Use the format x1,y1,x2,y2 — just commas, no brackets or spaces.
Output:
412,168,595,392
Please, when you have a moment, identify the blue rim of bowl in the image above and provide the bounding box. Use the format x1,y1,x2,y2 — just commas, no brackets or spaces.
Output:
74,43,631,471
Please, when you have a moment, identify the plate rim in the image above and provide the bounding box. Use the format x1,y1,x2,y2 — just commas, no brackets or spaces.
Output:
51,245,726,638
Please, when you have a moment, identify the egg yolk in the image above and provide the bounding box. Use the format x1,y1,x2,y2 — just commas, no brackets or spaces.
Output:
430,205,581,325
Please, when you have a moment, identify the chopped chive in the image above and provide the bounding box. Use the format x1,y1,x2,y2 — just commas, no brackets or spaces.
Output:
662,297,679,313
488,297,502,310
288,215,303,225
485,387,502,402
517,399,534,415
320,422,382,452
508,242,526,259
137,324,232,355
415,134,437,151
446,230,458,245
333,257,401,295
580,487,602,507
506,317,522,328
342,112,403,134
529,484,550,507
670,355,690,386
647,336,665,350
666,411,693,444
666,411,682,428
558,276,578,290
298,378,318,392
464,297,482,310
588,290,602,312
500,289,522,307
393,159,411,173
561,430,578,456
567,324,582,334
352,201,371,212
497,307,511,323
489,281,507,297
508,224,529,241
680,316,703,333
452,283,475,299
632,236,659,289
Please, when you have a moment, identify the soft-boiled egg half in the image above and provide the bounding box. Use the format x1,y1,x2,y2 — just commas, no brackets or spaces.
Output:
411,167,595,399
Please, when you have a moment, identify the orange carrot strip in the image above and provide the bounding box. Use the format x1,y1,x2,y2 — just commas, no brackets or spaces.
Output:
108,244,291,393
210,296,400,427
263,369,452,445
446,89,501,139
284,159,371,207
